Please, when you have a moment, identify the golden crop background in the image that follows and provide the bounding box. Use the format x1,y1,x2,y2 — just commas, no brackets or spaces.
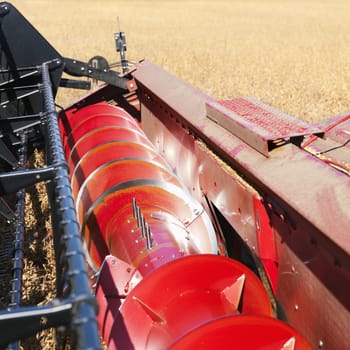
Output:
11,0,350,123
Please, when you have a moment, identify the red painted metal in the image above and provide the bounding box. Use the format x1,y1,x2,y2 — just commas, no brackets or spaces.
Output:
254,196,278,292
169,315,312,350
218,97,314,136
302,112,350,148
131,60,350,349
60,102,217,270
207,97,322,156
107,254,274,349
301,113,350,175
59,101,311,349
59,103,139,160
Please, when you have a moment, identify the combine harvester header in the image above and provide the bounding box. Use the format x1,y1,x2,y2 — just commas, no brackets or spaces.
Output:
0,2,349,349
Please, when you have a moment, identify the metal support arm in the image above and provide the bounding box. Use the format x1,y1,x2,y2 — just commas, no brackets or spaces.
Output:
63,57,130,90
0,166,56,195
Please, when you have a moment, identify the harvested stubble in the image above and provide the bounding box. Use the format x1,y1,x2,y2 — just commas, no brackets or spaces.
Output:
6,0,350,348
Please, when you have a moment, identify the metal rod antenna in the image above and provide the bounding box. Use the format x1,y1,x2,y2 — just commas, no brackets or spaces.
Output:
117,16,121,33
114,17,128,73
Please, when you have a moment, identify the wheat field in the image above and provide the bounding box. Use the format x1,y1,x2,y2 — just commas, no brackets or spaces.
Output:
11,0,350,122
5,0,350,348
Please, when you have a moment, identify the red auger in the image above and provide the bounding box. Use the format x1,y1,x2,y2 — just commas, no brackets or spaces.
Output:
59,102,311,349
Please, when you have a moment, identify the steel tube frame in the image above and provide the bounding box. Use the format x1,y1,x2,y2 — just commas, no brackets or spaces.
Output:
41,62,100,349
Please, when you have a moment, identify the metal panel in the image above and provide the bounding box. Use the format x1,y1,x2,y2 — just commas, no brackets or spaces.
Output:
133,60,350,349
207,97,321,156
141,103,260,256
